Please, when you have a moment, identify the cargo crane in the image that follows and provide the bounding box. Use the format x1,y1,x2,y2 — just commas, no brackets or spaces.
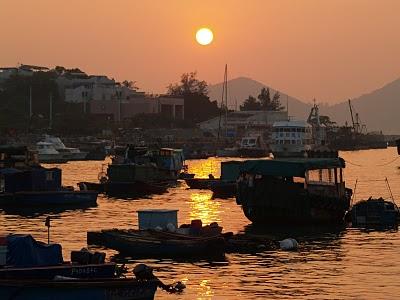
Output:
348,99,366,134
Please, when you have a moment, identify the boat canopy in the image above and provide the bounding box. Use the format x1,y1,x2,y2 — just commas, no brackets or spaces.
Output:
240,158,345,177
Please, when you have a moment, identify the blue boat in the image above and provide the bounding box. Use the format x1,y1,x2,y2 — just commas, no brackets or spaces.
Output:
351,197,400,228
0,167,97,207
0,234,116,280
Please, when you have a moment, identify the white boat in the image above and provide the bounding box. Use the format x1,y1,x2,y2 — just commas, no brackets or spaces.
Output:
43,135,88,161
270,120,312,158
238,134,269,157
36,142,68,163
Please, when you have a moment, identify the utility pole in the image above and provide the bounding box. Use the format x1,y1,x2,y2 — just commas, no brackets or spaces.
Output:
49,93,53,129
118,91,121,122
83,91,87,114
29,86,32,119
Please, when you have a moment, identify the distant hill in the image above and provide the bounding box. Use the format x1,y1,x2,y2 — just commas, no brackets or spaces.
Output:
208,77,400,134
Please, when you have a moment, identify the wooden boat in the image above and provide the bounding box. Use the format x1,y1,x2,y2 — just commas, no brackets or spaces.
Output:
0,277,158,300
184,178,219,189
87,229,225,258
351,197,400,228
79,181,168,197
236,157,352,225
80,146,183,197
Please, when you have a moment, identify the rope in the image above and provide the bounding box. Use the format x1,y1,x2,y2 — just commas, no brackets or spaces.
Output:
345,160,363,167
375,156,400,167
345,156,400,167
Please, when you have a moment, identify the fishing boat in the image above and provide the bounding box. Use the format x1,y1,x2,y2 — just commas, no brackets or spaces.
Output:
236,157,352,225
350,197,399,228
0,234,116,279
237,134,269,158
0,234,182,300
79,145,183,197
0,167,97,207
36,142,68,164
87,229,225,259
184,177,219,189
43,135,88,161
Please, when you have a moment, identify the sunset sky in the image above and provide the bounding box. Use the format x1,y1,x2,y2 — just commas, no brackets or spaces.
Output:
1,0,399,103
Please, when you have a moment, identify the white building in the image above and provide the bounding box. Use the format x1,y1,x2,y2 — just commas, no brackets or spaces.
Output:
199,110,288,137
0,65,49,82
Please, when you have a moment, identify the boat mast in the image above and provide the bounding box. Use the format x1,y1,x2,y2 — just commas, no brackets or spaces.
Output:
217,64,228,142
224,64,228,138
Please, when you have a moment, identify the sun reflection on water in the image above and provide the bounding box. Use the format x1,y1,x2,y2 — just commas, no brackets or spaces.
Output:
189,192,221,225
196,279,214,299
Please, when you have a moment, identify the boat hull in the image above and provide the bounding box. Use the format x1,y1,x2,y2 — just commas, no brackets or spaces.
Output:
0,263,116,279
79,181,168,197
210,181,236,198
238,148,268,158
237,182,350,225
0,191,98,207
38,154,68,164
185,178,219,189
59,152,88,161
0,278,157,300
88,230,225,259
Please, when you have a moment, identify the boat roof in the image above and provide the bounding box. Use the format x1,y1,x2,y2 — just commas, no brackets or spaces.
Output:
240,157,345,177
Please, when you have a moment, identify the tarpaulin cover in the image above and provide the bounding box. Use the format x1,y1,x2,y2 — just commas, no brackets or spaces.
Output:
240,158,345,177
6,234,63,267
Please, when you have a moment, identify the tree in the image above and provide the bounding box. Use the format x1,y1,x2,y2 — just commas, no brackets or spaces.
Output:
240,96,261,111
122,80,138,90
167,72,219,124
258,87,271,110
271,91,284,111
167,72,208,96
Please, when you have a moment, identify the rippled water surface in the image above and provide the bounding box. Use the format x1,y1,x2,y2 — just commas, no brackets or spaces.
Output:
1,148,400,299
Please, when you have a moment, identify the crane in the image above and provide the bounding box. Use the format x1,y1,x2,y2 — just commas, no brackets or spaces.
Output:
348,99,366,133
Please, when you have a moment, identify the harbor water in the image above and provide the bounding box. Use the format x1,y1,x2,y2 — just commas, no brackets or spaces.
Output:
1,147,400,299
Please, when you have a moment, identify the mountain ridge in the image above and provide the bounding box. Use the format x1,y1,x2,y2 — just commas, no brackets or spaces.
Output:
208,77,400,134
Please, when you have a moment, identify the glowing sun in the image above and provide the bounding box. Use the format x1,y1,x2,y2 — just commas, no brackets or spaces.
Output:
196,28,213,45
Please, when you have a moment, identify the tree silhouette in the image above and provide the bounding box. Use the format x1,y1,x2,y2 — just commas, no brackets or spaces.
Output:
167,72,208,96
258,87,271,110
122,80,138,90
240,96,261,111
240,88,284,111
167,72,219,124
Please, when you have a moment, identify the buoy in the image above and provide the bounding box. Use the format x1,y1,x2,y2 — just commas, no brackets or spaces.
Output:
279,238,298,251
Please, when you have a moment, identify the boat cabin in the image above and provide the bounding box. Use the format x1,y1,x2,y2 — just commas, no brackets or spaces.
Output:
0,167,62,193
237,158,349,203
240,135,262,149
272,121,312,147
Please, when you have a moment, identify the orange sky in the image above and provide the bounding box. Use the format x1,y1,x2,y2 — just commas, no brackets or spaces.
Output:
1,0,399,103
